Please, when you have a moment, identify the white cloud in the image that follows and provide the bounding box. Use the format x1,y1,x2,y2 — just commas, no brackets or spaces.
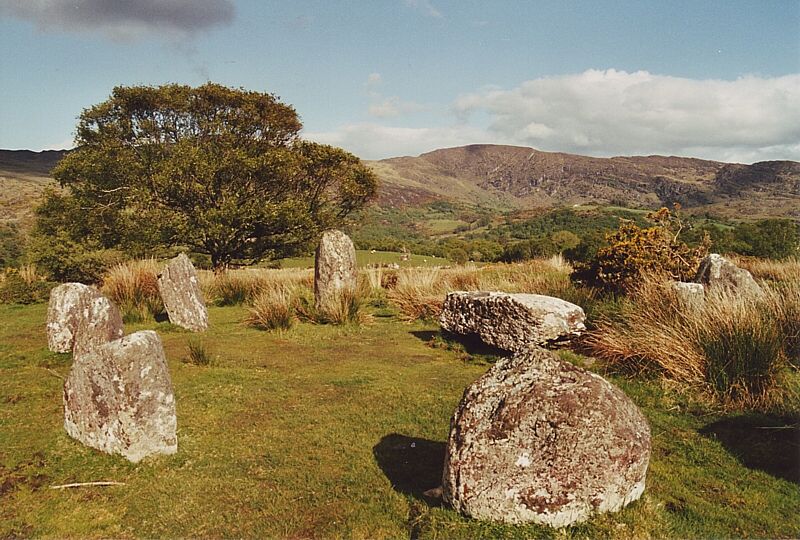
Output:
303,123,490,160
403,0,442,19
367,73,382,86
454,69,800,162
368,97,426,118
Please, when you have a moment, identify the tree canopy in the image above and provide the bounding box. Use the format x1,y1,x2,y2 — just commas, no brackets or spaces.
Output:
41,83,377,270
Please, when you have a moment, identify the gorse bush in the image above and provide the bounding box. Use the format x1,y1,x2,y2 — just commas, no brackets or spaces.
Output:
573,207,710,292
585,276,797,410
101,259,164,322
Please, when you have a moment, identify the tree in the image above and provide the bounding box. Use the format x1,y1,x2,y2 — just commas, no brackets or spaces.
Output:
734,219,799,259
43,83,377,270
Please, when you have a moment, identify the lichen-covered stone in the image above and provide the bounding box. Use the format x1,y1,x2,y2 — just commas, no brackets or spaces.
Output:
443,348,651,527
46,283,94,353
314,229,357,310
157,253,208,332
696,253,763,297
671,281,705,307
439,291,586,351
72,290,125,358
63,330,177,463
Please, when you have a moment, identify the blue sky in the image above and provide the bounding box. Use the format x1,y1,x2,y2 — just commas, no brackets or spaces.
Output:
1,0,798,162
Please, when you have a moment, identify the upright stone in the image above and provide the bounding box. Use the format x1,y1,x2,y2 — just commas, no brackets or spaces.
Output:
440,291,586,351
443,348,651,527
695,253,763,297
157,253,208,332
46,283,94,353
63,330,178,463
72,289,125,358
671,281,705,307
314,229,357,310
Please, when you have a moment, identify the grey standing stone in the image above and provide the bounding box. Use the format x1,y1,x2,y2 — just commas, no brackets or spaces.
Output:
439,291,586,351
314,229,357,310
63,330,177,463
157,253,208,332
72,289,125,359
695,253,763,297
46,283,94,353
443,348,651,527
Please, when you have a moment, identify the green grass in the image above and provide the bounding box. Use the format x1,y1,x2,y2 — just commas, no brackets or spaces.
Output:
1,303,798,538
275,249,450,269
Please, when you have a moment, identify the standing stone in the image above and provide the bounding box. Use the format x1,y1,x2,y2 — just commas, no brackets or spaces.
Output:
46,283,94,353
671,281,705,307
440,291,586,351
63,330,178,463
314,229,357,310
72,289,125,359
157,253,208,332
695,253,763,297
443,348,651,528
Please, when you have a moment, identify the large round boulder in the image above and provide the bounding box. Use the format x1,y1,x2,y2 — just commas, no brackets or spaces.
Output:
443,348,651,527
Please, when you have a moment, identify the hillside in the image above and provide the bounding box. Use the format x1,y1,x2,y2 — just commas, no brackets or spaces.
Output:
368,145,800,219
0,149,65,227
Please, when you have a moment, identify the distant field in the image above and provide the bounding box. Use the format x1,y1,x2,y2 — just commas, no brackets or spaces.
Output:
275,249,451,269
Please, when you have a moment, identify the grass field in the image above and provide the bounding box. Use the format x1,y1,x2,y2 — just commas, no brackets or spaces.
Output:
275,250,450,269
1,301,798,539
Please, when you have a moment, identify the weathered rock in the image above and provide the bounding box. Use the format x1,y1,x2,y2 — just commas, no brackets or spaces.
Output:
72,290,125,358
443,348,651,527
314,229,357,309
46,283,124,356
46,283,94,353
63,330,177,463
695,253,763,297
671,281,705,307
439,291,586,351
157,253,208,332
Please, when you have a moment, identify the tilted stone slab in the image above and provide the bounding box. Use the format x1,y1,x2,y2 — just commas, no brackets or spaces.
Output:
157,253,208,332
63,330,177,463
46,283,94,353
47,283,123,356
439,291,586,351
443,348,651,527
314,229,357,310
696,253,763,297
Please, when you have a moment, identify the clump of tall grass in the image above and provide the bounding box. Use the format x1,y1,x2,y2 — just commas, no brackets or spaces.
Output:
732,256,800,284
202,268,313,306
184,338,212,366
296,282,370,325
101,259,164,322
244,285,296,331
585,276,798,409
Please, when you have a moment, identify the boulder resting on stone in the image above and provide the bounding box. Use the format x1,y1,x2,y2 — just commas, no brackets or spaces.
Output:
63,330,177,463
671,281,705,307
442,348,651,527
439,291,586,351
695,253,763,297
157,253,208,332
314,229,357,310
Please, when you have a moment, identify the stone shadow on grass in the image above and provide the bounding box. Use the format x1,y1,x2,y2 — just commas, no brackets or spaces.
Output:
700,414,800,484
373,433,446,506
409,330,510,359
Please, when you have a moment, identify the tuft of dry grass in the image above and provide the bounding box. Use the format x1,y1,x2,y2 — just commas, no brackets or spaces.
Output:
585,275,798,410
201,268,313,306
732,256,800,284
101,259,163,322
244,285,296,331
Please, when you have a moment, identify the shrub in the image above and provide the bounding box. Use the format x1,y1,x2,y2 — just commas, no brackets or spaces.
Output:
585,276,797,410
28,230,124,284
101,259,164,322
0,266,52,304
572,207,710,292
245,286,296,331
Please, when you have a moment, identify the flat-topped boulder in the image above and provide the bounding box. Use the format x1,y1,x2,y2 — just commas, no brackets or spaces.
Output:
63,330,177,463
443,348,651,527
439,291,586,351
46,283,124,356
157,253,208,332
314,229,357,310
695,254,763,297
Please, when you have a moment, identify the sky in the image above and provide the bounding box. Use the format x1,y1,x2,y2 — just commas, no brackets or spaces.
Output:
0,0,799,163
